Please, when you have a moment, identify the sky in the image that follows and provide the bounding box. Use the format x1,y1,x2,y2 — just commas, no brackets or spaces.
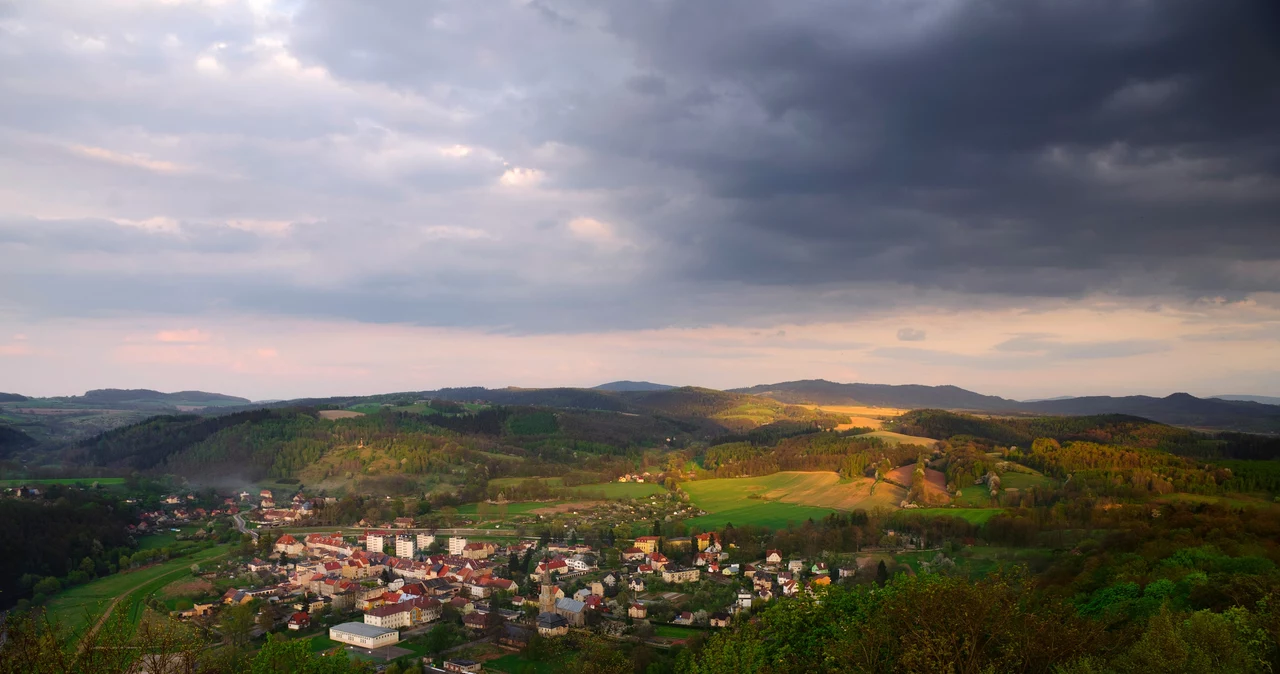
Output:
1,0,1278,400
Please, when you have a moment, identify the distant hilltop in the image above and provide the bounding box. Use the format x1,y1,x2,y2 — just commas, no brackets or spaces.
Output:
74,389,251,405
592,381,676,392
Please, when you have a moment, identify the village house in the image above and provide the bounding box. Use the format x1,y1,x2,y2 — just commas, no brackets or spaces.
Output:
695,532,720,552
443,659,482,673
648,552,670,571
628,577,646,592
499,624,532,650
364,602,413,629
274,534,306,557
393,517,415,528
288,612,311,630
788,559,805,573
672,612,694,626
621,547,646,562
710,612,731,628
766,550,783,565
628,603,648,619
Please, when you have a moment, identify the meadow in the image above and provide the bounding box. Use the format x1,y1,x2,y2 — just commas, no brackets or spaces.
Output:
487,475,665,499
905,508,1003,524
45,544,228,636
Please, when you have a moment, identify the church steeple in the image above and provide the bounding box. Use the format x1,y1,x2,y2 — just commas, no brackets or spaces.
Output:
538,552,556,614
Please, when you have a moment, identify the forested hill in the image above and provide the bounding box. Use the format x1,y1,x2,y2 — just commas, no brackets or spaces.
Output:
592,380,676,392
0,423,38,457
890,409,1280,460
70,388,250,407
734,380,1280,432
730,380,1014,409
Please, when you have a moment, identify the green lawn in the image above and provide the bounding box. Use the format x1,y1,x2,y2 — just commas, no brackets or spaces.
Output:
457,501,554,515
485,653,567,674
906,508,1003,524
999,472,1054,490
567,482,665,499
45,544,228,636
0,477,126,487
654,624,704,639
686,501,839,530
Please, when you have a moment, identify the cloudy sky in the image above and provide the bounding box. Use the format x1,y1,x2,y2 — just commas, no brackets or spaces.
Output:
1,0,1278,400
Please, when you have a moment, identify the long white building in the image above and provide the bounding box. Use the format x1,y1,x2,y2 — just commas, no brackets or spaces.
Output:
330,622,399,649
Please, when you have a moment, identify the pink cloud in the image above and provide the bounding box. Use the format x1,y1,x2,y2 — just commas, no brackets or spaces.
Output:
155,329,210,343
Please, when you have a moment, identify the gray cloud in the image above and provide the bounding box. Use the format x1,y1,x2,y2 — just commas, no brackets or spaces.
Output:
0,0,1276,332
897,328,926,342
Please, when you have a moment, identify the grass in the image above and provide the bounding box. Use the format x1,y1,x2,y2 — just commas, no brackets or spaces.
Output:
683,472,908,529
456,501,555,515
485,653,568,674
0,477,126,487
45,544,228,636
906,508,1004,524
999,472,1054,490
687,501,842,530
654,624,704,639
568,482,665,499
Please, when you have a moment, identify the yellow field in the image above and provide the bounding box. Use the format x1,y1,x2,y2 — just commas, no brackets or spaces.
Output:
318,410,365,420
855,430,937,446
800,404,908,430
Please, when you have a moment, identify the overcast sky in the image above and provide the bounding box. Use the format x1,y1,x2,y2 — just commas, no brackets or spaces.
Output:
1,0,1278,400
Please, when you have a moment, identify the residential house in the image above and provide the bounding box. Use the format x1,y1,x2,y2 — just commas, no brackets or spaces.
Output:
628,577,646,592
710,612,731,628
275,534,305,557
395,536,417,558
393,517,415,528
672,612,694,626
788,560,805,573
648,552,670,571
448,537,468,556
628,603,648,619
287,612,311,630
621,547,647,562
766,550,783,565
695,532,721,552
499,624,532,650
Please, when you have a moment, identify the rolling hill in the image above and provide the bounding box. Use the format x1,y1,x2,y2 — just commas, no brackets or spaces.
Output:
734,380,1280,433
592,380,676,392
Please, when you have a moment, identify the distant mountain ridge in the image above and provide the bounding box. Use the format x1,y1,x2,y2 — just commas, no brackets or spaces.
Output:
71,389,249,405
733,380,1280,433
1213,394,1280,406
592,381,676,392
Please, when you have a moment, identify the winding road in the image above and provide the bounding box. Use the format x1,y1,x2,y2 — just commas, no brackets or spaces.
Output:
233,513,258,541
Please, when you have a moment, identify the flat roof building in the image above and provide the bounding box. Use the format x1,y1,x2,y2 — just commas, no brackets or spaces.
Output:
329,622,399,649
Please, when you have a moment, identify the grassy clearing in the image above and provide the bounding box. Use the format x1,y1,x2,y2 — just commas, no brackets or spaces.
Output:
854,430,938,447
654,624,704,639
1160,492,1280,510
905,508,1003,524
45,544,228,636
569,482,665,499
485,653,568,674
999,472,1054,490
687,501,841,530
0,477,126,487
456,501,556,515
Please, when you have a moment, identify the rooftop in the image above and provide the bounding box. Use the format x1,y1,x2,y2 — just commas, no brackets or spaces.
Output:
330,622,397,639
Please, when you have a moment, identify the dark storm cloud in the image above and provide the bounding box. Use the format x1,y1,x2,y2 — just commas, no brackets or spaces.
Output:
1,0,1277,333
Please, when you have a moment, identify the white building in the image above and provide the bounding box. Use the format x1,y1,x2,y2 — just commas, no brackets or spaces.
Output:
395,536,416,558
330,622,399,649
366,532,386,553
364,603,413,629
416,533,436,549
448,537,467,556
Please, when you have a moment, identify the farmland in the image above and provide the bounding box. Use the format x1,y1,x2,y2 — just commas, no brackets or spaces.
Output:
487,476,665,500
800,404,908,430
682,471,907,528
45,544,228,636
905,508,1003,524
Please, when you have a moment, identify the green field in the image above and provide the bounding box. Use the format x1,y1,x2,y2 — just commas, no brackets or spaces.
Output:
487,475,664,500
456,501,554,515
45,544,228,635
654,624,705,639
568,482,665,499
0,477,126,487
485,653,568,674
999,472,1054,490
905,508,1003,524
683,472,910,529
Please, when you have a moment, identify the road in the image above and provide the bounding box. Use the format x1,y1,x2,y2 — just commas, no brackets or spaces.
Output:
233,513,259,541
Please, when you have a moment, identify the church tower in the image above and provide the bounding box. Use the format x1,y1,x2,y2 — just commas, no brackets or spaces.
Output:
538,555,557,614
